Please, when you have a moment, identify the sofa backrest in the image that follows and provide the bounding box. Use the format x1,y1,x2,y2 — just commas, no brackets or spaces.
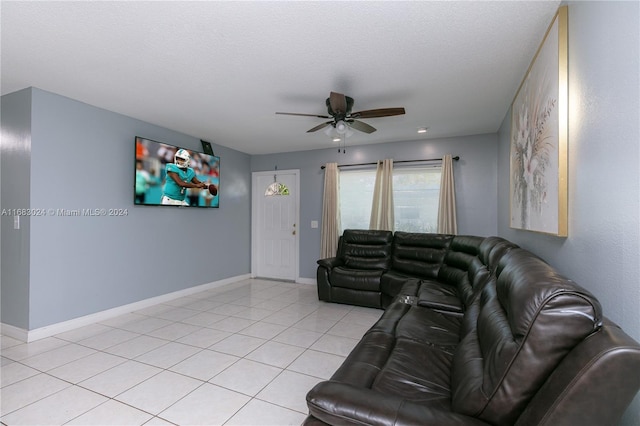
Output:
478,236,519,275
339,229,393,270
436,235,485,306
450,248,603,426
390,232,453,279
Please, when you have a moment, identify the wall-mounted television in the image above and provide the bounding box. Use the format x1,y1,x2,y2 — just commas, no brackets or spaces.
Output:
134,136,220,208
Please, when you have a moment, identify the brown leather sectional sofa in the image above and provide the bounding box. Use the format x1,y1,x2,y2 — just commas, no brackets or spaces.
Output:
307,229,640,425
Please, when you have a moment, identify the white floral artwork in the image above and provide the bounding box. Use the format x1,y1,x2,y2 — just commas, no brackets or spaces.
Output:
510,8,567,236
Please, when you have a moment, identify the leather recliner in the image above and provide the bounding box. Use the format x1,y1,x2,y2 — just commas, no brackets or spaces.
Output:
308,231,640,425
316,229,393,308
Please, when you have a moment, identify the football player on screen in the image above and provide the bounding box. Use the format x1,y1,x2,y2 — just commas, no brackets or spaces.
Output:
161,149,208,206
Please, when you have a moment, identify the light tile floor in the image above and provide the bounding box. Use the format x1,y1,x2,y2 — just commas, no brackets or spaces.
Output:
0,279,383,425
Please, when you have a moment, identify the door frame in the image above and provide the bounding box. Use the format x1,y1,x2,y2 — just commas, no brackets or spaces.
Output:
251,169,300,282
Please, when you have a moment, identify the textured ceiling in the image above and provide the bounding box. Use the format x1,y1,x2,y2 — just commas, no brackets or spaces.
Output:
1,1,561,155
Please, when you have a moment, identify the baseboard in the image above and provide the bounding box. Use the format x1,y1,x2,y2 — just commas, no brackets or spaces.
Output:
1,274,251,343
250,274,316,286
1,323,29,342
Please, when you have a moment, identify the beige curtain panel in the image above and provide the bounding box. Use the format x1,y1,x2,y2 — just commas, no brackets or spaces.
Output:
370,158,395,231
437,154,458,234
321,162,341,258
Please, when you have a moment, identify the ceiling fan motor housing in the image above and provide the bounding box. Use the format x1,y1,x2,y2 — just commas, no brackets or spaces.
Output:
326,95,354,118
276,91,404,134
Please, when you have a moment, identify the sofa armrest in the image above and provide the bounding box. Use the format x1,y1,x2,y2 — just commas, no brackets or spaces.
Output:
317,257,343,302
514,321,640,426
417,294,464,315
307,381,491,426
317,257,343,270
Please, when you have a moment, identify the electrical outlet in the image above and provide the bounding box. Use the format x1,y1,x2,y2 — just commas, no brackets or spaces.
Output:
311,220,318,229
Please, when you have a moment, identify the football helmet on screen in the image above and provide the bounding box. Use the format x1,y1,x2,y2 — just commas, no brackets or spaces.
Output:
174,149,191,169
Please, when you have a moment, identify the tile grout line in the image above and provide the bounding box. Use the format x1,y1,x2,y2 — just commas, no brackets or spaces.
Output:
1,279,381,425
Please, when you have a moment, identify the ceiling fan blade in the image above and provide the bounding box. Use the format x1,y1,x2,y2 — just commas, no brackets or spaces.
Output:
329,92,348,114
350,107,405,119
349,120,377,134
276,112,331,119
306,121,333,133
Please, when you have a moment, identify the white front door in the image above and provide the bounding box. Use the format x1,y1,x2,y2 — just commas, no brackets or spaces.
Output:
252,170,299,281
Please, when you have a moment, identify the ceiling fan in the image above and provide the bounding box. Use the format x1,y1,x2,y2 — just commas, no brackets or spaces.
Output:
276,91,405,134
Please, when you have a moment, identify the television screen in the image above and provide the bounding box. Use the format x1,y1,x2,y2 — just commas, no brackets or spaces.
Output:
134,136,220,208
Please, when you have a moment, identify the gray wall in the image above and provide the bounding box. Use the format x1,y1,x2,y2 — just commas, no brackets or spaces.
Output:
1,88,32,330
251,133,498,279
2,88,252,329
497,2,639,424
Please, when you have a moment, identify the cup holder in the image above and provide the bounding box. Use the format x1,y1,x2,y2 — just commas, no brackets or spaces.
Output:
399,295,418,305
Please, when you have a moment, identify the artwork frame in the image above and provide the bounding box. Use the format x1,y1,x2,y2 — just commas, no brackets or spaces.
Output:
510,6,568,237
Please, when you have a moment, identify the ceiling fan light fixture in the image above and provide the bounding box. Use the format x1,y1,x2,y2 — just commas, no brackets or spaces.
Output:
335,120,348,135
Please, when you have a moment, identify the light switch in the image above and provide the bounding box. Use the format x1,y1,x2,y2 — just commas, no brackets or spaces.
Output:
311,220,318,229
14,216,20,229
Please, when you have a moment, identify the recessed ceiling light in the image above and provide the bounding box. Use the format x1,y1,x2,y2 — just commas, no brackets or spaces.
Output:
417,127,429,134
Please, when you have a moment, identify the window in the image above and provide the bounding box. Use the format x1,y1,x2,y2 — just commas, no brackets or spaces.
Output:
265,182,289,196
339,170,376,231
339,166,441,233
393,167,441,232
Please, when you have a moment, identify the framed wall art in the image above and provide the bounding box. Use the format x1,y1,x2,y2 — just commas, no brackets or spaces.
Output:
510,6,568,236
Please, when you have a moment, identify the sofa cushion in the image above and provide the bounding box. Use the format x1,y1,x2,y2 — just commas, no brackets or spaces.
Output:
371,338,453,405
450,249,603,426
418,238,490,314
330,286,381,308
436,235,484,304
394,303,461,348
339,229,393,270
330,330,396,388
380,271,419,297
417,280,462,313
330,267,384,292
307,301,480,426
307,381,492,426
391,232,452,279
328,302,411,388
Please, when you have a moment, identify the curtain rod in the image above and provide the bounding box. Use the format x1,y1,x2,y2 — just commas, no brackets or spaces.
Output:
320,156,459,170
